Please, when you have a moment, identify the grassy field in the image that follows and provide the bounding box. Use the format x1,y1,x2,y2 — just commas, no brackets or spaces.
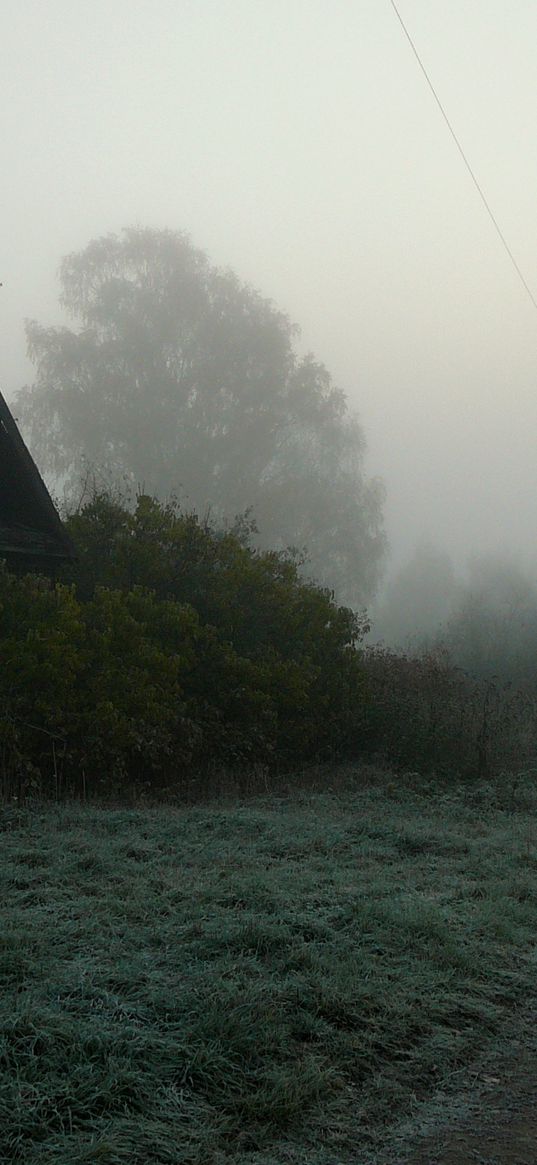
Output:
2,769,537,1164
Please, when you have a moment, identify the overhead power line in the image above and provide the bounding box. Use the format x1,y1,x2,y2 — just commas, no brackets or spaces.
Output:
390,0,537,312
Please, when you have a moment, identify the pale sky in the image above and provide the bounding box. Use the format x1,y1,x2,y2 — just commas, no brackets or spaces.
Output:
3,0,537,579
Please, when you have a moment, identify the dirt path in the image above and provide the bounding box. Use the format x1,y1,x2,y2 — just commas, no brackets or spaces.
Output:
408,1050,537,1164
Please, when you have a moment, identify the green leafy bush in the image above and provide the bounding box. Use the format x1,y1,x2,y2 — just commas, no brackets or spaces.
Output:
63,492,369,768
0,569,83,795
0,494,370,798
5,492,533,799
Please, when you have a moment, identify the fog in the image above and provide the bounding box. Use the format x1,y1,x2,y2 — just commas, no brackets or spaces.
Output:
4,0,537,598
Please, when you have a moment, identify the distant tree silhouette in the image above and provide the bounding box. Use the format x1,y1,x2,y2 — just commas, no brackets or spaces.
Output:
17,227,385,605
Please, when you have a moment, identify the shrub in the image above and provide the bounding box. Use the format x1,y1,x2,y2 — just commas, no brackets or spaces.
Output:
0,495,371,797
362,644,537,780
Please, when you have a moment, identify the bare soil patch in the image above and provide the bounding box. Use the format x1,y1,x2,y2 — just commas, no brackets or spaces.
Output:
409,1045,537,1164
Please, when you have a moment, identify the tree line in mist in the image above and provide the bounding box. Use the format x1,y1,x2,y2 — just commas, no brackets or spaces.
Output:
4,224,537,798
375,543,537,688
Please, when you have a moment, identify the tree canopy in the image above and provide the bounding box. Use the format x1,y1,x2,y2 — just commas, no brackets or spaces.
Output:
443,557,537,685
17,227,385,605
373,542,458,649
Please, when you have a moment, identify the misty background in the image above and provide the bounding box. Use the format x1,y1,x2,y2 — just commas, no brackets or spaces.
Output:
4,0,537,634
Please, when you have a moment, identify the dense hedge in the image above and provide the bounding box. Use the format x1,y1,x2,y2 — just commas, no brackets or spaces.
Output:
2,492,535,800
362,644,537,781
0,495,369,798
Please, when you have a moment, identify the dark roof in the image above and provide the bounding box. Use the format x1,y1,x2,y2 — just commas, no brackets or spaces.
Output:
0,392,75,566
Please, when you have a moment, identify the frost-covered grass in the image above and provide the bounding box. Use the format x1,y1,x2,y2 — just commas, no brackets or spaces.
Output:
2,773,537,1163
